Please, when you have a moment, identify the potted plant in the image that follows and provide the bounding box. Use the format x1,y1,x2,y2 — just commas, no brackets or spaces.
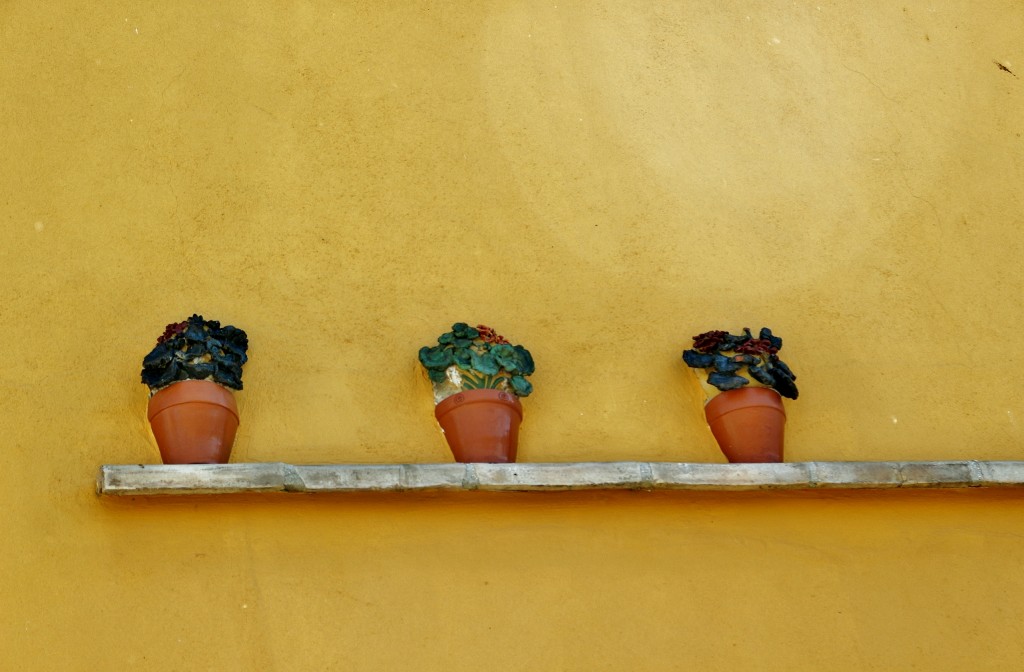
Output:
419,322,535,463
681,327,798,463
141,314,249,464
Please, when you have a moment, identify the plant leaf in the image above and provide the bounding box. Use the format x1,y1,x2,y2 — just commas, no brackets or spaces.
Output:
513,345,535,376
452,323,479,339
142,343,174,369
771,374,798,400
214,367,243,390
182,323,207,343
770,357,796,380
682,350,713,368
707,372,749,391
183,361,216,380
470,350,500,375
452,348,472,368
713,354,741,373
510,375,533,397
490,344,518,372
418,346,452,370
759,327,783,350
142,360,178,388
748,364,776,386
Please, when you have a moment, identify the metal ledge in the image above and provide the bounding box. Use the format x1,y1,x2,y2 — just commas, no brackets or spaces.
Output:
97,461,1024,496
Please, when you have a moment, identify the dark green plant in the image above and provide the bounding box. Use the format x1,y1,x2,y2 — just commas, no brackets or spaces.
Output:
419,322,535,397
141,314,249,393
681,327,798,400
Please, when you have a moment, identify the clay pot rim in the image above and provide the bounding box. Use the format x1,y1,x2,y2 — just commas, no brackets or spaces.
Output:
147,379,239,422
705,386,785,420
435,388,523,420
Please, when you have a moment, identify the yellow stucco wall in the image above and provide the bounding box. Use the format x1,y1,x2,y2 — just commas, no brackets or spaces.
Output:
3,1,1024,669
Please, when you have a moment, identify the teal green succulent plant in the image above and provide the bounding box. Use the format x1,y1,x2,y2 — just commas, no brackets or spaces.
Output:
419,322,535,397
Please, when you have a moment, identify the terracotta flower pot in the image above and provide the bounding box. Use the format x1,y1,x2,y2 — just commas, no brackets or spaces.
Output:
704,387,786,463
434,388,523,463
147,380,239,464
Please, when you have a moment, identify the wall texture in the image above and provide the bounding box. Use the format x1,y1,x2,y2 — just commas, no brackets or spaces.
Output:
2,1,1023,669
